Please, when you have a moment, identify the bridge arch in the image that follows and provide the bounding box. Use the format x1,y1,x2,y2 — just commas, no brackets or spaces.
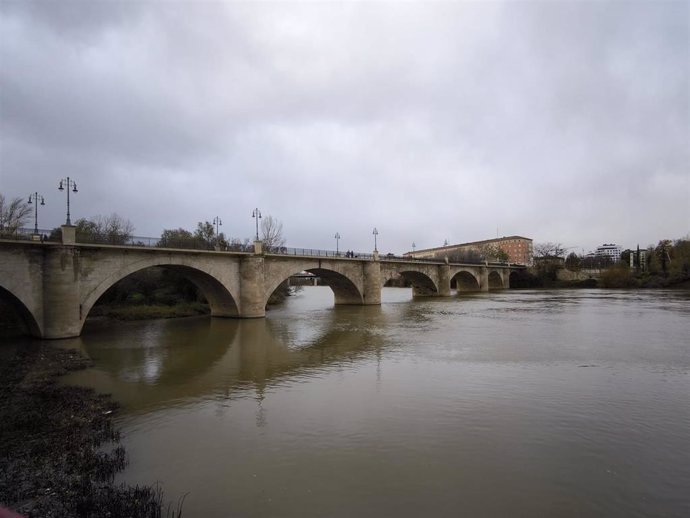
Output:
488,270,504,289
81,261,240,331
401,271,438,296
453,271,481,292
0,285,42,337
265,265,363,307
509,271,521,288
380,268,439,296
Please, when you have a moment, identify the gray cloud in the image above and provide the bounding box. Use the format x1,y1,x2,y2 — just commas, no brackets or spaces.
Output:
1,0,688,254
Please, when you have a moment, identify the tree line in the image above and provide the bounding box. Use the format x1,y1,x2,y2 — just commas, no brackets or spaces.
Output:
531,239,690,288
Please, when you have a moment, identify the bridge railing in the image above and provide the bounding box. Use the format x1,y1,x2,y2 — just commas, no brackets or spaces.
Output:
268,247,375,260
74,232,254,252
0,227,57,242
381,253,444,263
1,230,523,267
266,249,504,266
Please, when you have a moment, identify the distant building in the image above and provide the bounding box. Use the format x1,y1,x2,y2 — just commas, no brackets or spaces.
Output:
405,236,533,265
595,243,622,263
624,248,647,271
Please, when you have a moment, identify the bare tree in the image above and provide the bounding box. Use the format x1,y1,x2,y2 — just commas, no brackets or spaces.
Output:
75,213,135,244
478,243,509,262
534,242,566,258
95,214,135,244
194,221,216,249
0,194,32,235
261,215,285,252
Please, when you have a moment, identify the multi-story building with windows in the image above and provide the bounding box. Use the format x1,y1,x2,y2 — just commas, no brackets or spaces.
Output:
405,236,533,265
595,243,622,263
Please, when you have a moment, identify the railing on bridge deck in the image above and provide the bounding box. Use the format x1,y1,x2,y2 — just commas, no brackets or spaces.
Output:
1,228,167,247
0,228,56,242
1,228,522,267
269,246,374,260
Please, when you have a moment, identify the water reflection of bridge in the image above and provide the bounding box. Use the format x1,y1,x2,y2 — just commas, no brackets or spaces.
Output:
62,304,397,415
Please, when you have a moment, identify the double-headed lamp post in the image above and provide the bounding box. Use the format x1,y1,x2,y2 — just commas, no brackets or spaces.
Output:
58,177,78,225
334,232,341,254
213,216,222,236
252,208,262,240
28,192,45,235
372,227,379,252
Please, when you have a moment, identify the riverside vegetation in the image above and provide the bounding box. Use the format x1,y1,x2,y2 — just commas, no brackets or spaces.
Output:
0,343,184,517
514,238,690,290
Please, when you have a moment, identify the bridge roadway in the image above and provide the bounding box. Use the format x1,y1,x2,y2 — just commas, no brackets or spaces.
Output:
0,229,523,339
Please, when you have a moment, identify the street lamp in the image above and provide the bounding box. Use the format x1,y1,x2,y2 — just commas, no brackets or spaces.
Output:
372,227,379,252
252,208,262,240
58,177,78,225
27,192,45,235
412,242,416,252
213,216,222,236
334,232,341,255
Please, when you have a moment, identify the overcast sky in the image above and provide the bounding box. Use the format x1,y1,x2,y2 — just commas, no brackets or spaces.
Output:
1,0,688,254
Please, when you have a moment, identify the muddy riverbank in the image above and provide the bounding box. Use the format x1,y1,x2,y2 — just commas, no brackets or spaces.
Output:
0,342,176,517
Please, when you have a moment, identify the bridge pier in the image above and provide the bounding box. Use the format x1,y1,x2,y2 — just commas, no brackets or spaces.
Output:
43,247,82,339
362,260,381,305
239,255,266,318
480,266,489,292
438,264,451,297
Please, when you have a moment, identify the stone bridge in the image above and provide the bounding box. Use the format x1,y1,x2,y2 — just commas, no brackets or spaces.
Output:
0,231,523,339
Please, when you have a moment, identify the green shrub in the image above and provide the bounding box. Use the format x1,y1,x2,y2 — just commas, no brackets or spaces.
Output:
599,266,638,288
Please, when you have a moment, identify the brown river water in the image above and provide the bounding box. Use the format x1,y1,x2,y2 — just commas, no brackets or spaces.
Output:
52,287,690,517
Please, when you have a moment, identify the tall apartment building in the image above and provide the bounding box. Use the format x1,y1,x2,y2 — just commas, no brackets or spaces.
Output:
595,244,622,263
405,236,533,265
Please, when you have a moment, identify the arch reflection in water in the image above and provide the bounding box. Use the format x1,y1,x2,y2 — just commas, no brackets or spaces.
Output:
64,288,400,414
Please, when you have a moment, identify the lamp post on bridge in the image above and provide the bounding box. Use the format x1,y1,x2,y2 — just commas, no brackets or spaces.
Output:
58,177,78,225
334,232,341,255
213,216,222,236
28,192,45,235
252,208,262,240
372,227,379,252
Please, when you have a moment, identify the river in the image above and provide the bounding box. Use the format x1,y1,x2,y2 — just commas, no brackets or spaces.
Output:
55,288,690,517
